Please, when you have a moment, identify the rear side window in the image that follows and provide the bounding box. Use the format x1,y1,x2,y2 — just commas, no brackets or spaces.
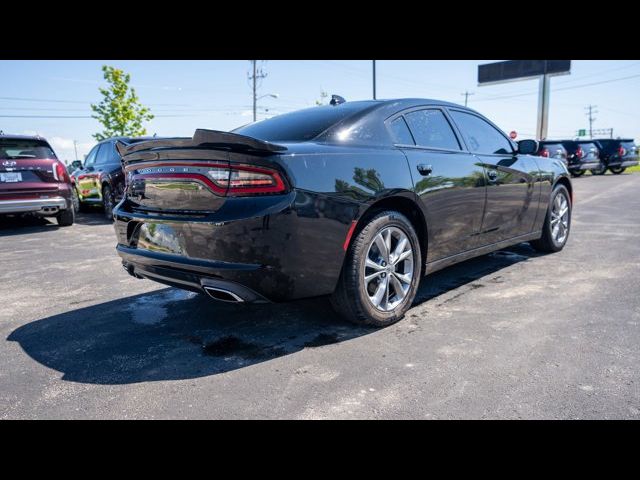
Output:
404,109,461,150
388,117,415,145
0,139,57,160
449,110,513,155
94,143,111,166
83,145,99,168
233,102,377,142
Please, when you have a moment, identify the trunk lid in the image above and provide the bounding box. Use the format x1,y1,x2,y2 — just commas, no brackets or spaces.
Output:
116,129,287,213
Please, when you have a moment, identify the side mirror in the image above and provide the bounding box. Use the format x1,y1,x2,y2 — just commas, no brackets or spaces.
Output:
518,139,538,155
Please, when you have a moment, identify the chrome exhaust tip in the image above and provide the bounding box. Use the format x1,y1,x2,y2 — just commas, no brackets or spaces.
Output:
203,286,245,303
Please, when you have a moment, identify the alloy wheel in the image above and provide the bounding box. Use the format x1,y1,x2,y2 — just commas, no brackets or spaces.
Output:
364,226,414,312
550,192,570,245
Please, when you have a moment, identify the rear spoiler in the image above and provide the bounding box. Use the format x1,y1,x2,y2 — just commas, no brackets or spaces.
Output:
115,129,287,158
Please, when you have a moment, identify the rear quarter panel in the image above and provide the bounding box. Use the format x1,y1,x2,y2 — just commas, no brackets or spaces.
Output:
273,143,416,294
532,155,571,231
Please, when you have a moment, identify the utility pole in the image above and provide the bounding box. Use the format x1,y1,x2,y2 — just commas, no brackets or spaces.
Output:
248,60,268,122
73,140,79,161
461,91,474,107
372,60,377,100
585,104,598,139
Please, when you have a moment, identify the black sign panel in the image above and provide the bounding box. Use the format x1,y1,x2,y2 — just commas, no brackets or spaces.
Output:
478,60,571,84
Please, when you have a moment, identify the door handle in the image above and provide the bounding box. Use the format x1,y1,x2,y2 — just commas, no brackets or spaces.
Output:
486,169,498,182
416,164,432,176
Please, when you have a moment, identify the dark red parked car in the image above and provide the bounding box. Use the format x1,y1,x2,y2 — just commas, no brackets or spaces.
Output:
0,134,77,226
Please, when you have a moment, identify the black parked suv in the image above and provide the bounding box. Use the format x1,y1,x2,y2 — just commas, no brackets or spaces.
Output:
593,139,638,174
537,141,568,165
559,140,603,177
72,137,149,219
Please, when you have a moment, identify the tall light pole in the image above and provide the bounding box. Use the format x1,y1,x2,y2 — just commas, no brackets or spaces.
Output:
73,140,79,161
372,60,377,100
585,104,598,139
249,60,268,122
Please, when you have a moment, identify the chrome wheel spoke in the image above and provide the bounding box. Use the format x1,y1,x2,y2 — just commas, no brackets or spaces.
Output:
389,274,406,301
370,276,388,308
395,249,413,265
374,233,390,263
365,258,384,271
365,271,383,282
394,272,412,285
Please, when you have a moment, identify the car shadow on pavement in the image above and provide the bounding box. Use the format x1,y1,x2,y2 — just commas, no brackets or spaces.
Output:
0,216,59,236
74,212,112,226
7,242,541,385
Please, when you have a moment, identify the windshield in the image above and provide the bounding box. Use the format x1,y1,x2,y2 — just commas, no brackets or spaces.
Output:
233,102,378,142
0,139,57,160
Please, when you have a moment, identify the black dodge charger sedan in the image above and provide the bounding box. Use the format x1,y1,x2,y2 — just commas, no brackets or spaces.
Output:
113,98,572,327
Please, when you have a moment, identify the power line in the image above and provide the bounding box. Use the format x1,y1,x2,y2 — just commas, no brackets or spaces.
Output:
0,114,204,118
475,72,640,103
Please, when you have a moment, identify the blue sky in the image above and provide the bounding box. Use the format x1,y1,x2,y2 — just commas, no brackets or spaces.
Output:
1,60,639,163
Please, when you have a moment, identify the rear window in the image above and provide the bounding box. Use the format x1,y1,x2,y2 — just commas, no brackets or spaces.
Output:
233,102,377,142
0,139,57,160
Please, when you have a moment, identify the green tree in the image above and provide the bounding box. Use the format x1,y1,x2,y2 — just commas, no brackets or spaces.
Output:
315,90,328,106
90,65,154,141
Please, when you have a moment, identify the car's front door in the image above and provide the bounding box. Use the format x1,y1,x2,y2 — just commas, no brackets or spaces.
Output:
448,109,539,245
390,107,487,262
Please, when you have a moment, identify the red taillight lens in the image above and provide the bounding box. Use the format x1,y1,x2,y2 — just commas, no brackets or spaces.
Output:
540,148,549,157
133,163,287,197
575,146,584,159
53,162,69,183
618,145,626,157
217,165,286,196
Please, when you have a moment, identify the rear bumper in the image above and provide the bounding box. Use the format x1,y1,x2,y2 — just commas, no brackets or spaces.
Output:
113,191,357,302
616,159,639,168
568,161,601,171
0,196,68,214
119,246,270,303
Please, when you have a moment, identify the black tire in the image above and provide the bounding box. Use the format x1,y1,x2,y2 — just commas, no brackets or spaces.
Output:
71,186,80,213
570,170,584,177
590,164,606,175
56,208,74,226
102,184,114,221
330,210,422,327
609,167,626,174
530,184,571,253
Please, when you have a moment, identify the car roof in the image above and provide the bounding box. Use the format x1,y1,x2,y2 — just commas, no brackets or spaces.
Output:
0,134,50,142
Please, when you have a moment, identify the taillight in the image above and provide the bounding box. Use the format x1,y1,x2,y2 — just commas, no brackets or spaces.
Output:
222,165,285,196
53,162,69,183
618,145,626,157
575,146,584,159
131,163,287,197
540,148,549,157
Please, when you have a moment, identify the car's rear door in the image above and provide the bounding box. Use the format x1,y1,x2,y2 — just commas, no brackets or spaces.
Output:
447,108,539,245
389,107,487,261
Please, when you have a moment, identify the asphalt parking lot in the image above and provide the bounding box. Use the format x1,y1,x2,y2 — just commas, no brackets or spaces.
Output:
1,173,639,419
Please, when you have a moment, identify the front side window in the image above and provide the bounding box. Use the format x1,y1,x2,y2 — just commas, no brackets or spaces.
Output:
449,110,513,155
403,109,461,150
